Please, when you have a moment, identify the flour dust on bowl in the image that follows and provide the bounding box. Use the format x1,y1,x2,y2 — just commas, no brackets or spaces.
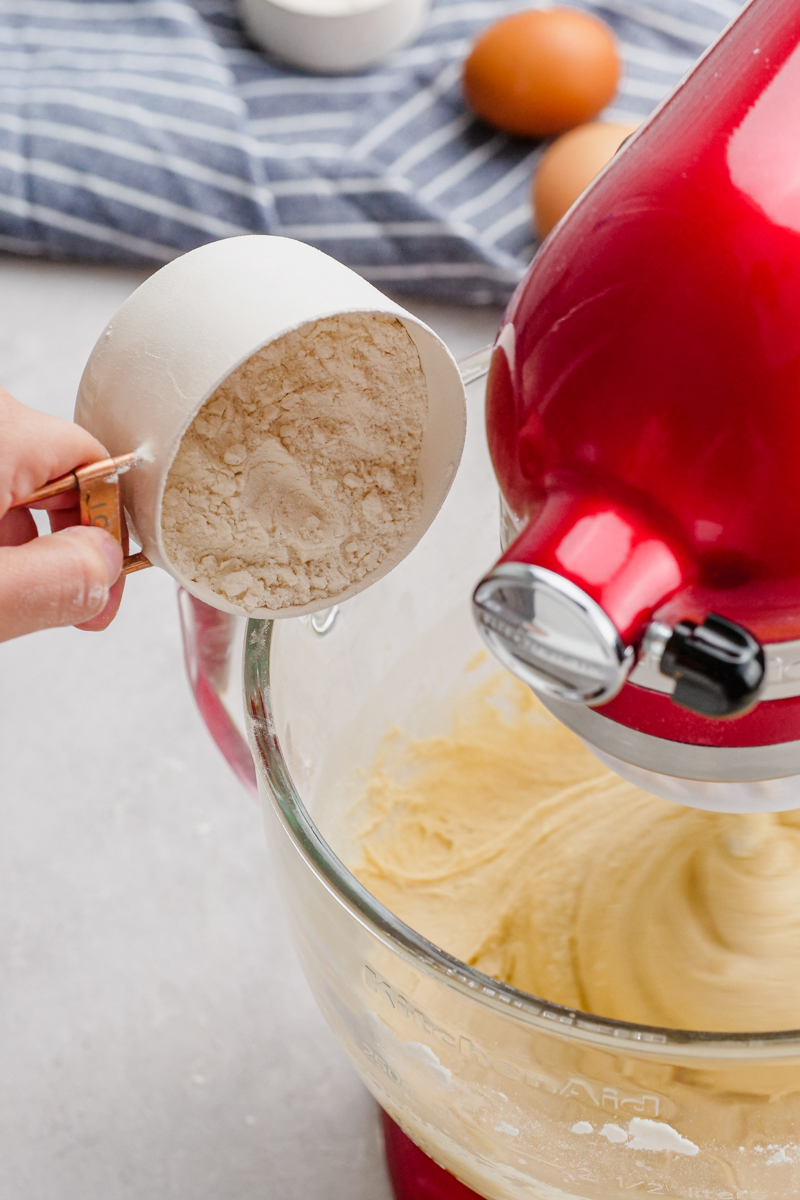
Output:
244,456,800,1200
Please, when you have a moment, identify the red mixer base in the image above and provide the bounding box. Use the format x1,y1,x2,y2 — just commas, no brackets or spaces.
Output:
382,1111,483,1199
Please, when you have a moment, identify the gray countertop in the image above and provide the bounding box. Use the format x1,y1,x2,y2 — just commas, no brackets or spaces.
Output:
0,257,501,1200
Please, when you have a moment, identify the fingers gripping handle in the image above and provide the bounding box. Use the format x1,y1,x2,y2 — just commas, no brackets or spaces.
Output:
13,451,151,576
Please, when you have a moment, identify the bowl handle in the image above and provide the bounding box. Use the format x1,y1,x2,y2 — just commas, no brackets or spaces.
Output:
177,587,258,796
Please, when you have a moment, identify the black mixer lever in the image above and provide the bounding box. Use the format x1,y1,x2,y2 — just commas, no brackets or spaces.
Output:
658,614,766,718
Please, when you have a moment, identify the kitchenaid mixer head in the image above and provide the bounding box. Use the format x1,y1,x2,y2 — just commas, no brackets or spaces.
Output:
473,565,767,717
471,561,800,813
473,0,800,814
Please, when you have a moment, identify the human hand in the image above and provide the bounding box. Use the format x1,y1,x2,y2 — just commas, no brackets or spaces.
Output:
0,387,124,642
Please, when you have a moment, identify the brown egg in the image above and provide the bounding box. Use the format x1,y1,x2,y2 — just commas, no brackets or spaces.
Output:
463,8,620,139
532,121,638,238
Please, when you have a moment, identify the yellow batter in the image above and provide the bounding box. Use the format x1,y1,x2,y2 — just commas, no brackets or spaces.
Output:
352,670,800,1033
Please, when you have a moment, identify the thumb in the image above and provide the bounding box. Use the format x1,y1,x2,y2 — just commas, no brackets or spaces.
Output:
0,525,123,643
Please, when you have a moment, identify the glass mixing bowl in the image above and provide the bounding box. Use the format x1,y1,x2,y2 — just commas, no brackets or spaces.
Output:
191,369,800,1199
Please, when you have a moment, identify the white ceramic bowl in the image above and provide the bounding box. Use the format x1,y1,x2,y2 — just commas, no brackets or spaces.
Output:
238,0,429,73
74,235,466,619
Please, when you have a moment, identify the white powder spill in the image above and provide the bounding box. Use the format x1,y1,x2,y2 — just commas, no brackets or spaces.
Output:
600,1124,628,1144
594,1119,699,1157
626,1118,699,1157
571,1122,593,1135
401,1041,452,1086
161,312,427,611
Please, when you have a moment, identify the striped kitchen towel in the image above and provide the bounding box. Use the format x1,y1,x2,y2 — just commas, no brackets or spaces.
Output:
0,0,743,303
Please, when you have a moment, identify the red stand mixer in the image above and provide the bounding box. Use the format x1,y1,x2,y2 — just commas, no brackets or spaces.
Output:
474,0,800,816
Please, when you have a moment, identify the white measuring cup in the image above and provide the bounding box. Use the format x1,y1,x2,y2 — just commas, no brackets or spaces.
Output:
73,235,467,619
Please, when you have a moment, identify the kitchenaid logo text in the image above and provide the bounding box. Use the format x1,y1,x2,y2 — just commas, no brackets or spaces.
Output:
364,965,662,1119
479,610,606,681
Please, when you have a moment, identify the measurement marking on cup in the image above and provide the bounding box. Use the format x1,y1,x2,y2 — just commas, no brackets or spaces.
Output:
363,964,665,1119
86,498,110,529
361,1042,400,1083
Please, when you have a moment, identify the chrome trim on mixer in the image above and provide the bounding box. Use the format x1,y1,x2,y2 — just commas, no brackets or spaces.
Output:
473,563,635,706
538,692,800,782
629,621,673,693
631,631,800,703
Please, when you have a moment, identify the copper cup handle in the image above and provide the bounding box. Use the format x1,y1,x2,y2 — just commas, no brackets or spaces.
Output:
12,451,151,576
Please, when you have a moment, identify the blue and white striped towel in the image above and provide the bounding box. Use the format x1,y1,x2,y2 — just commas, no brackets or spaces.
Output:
0,0,744,302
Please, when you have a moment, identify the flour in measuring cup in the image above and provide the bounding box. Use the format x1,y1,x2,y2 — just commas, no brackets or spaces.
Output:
161,312,427,611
